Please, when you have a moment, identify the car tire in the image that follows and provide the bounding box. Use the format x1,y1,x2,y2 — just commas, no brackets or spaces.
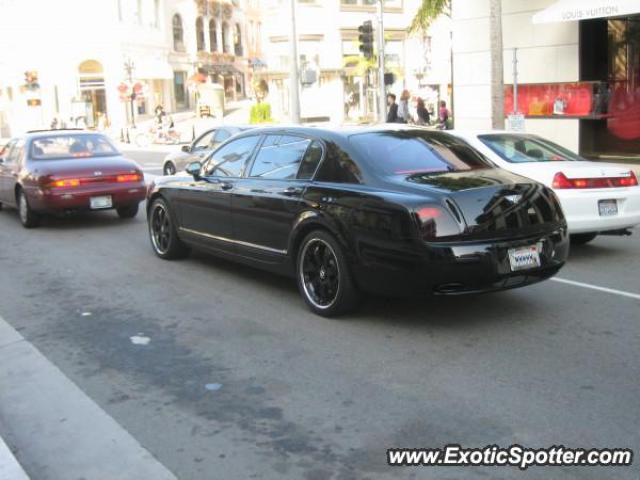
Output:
570,233,598,245
296,230,360,317
17,189,40,228
148,197,190,260
117,204,139,219
163,162,176,176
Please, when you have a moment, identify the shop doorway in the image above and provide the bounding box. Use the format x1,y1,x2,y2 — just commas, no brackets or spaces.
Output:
580,16,640,159
78,60,107,128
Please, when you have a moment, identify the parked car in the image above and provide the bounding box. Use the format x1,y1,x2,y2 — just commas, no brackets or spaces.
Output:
162,125,253,175
452,131,640,244
0,130,145,228
146,126,568,316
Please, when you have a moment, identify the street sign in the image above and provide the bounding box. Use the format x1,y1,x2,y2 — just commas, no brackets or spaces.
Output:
507,113,525,132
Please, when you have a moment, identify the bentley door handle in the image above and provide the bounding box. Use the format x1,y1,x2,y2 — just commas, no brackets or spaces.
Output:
281,186,303,196
220,181,233,191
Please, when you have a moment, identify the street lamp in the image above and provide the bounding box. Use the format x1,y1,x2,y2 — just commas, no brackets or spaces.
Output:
124,59,136,127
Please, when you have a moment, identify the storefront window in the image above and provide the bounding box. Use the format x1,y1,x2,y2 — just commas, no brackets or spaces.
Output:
174,72,188,110
579,15,640,159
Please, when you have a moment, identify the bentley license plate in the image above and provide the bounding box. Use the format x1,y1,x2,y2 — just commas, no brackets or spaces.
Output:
508,245,541,272
598,199,618,217
90,195,112,209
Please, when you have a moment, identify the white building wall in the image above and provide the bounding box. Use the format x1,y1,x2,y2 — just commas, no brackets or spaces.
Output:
259,0,448,123
0,0,171,136
452,0,580,151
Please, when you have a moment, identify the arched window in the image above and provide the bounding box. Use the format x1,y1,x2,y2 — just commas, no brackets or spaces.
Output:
209,19,217,52
222,22,230,54
172,14,184,51
234,24,243,56
196,17,205,51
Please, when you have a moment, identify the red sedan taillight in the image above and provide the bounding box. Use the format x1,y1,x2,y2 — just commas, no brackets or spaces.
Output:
48,178,81,188
46,172,143,188
116,173,143,183
552,171,638,189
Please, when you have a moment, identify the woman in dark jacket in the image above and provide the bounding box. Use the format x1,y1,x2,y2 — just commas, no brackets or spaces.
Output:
416,97,430,125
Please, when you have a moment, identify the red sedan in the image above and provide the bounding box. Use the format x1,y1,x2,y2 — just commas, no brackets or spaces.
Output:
0,130,146,228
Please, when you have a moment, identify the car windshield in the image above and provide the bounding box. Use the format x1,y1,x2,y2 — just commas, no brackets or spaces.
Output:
478,134,584,163
350,130,493,176
30,134,119,160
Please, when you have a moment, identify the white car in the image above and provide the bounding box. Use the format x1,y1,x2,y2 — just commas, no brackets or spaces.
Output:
452,131,640,244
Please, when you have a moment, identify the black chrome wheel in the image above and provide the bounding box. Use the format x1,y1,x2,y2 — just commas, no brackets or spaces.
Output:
300,238,340,309
150,203,171,254
148,198,189,259
296,230,360,317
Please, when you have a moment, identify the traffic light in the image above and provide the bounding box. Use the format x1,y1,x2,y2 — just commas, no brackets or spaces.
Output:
358,20,374,60
24,71,40,91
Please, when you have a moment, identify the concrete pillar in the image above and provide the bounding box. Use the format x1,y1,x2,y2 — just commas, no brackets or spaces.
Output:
216,20,223,53
451,0,494,130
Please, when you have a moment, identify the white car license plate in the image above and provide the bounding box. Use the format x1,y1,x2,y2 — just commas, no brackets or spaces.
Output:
90,195,112,210
508,245,541,272
598,199,618,217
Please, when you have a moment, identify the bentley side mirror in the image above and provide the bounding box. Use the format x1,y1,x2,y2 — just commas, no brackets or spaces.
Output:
181,144,191,153
185,161,202,179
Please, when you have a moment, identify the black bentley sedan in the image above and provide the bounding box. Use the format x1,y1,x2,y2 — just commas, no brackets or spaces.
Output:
146,126,568,316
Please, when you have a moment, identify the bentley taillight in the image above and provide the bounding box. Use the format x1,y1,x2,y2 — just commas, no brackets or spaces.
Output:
415,205,461,241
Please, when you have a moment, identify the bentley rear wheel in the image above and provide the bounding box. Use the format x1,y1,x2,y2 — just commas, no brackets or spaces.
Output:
296,230,359,317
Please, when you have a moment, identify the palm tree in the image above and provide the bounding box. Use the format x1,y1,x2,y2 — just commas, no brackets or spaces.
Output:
408,0,450,34
489,0,505,129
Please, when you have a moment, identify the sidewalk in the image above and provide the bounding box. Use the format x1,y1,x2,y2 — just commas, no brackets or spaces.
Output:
0,315,178,480
108,99,253,151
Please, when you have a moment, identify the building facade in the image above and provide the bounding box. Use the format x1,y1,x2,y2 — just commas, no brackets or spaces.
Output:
452,0,640,160
0,0,174,135
167,0,251,115
0,0,251,137
257,0,451,123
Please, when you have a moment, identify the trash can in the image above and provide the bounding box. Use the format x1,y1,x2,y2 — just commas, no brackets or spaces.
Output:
197,83,225,118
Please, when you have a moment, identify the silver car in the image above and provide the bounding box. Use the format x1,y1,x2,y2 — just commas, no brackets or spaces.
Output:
162,125,253,175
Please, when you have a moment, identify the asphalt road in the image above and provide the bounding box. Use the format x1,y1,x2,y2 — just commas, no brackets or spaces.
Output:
0,169,639,479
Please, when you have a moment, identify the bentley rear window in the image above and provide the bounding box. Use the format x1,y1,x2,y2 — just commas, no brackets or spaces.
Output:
31,134,119,160
350,131,492,176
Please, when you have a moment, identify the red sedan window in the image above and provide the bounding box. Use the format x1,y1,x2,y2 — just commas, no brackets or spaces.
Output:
31,134,119,160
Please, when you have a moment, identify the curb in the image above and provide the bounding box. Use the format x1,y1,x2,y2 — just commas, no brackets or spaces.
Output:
0,433,30,480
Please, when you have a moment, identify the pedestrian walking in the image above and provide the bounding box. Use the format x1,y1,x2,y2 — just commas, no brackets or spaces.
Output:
437,100,450,130
397,89,410,123
154,104,166,125
386,93,399,123
415,98,430,126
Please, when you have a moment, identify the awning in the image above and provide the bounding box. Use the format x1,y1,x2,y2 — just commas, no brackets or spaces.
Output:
133,58,174,80
532,0,640,24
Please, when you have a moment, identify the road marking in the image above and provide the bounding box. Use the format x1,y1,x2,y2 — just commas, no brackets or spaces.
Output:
551,277,640,301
